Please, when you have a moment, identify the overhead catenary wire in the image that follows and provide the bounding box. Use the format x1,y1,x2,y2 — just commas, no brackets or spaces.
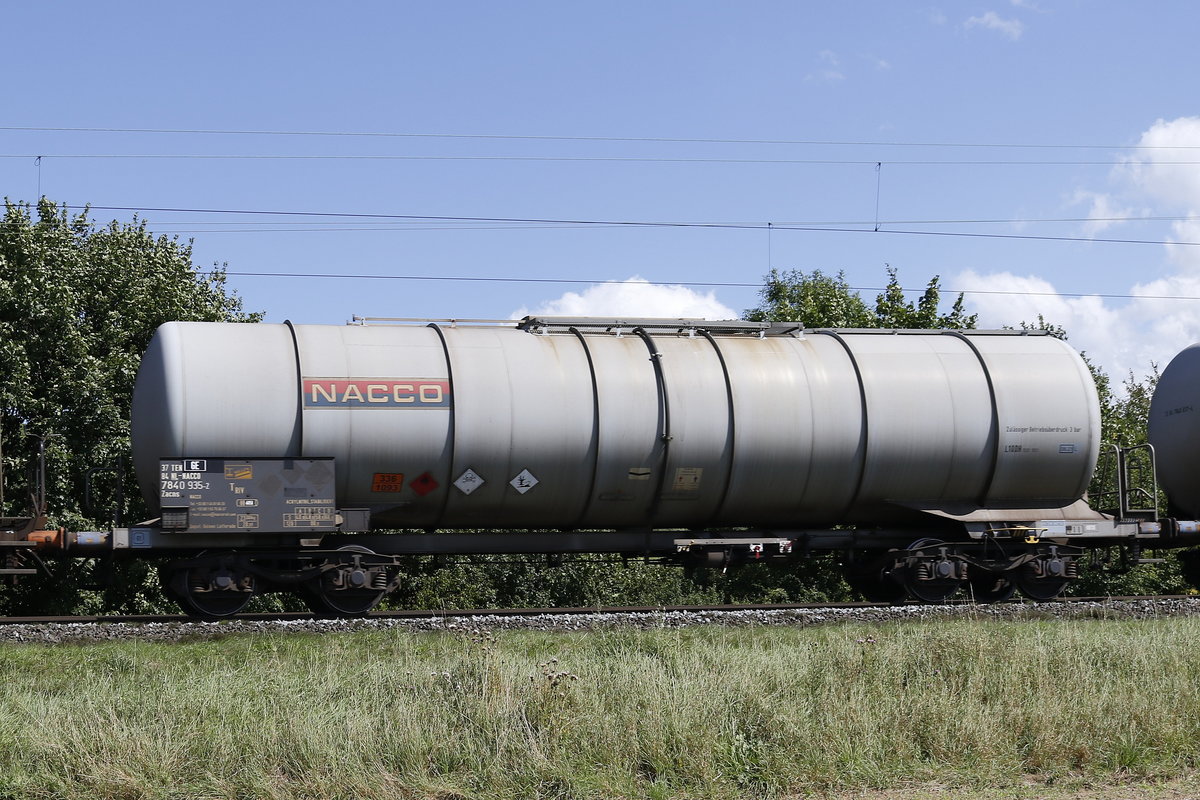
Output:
7,131,1195,306
2,125,1197,151
213,270,1200,303
7,202,1195,302
5,214,1198,230
2,153,1199,166
62,204,1200,249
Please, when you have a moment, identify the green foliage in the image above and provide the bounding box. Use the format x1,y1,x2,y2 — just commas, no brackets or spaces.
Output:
873,266,977,328
1104,369,1159,448
1088,368,1160,505
1069,547,1191,597
744,265,976,329
0,198,259,526
387,555,720,610
743,268,875,326
1014,313,1068,338
0,198,259,612
705,556,853,604
380,554,855,611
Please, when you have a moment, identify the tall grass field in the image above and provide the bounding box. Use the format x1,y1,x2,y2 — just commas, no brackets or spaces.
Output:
2,617,1200,799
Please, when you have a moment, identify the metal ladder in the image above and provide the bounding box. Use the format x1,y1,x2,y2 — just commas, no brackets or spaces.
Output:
1093,442,1164,564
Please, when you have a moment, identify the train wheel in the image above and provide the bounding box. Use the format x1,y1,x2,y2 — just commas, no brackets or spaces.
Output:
299,546,390,617
163,566,255,619
904,577,963,604
1012,566,1069,601
968,572,1016,603
901,539,964,604
299,582,385,617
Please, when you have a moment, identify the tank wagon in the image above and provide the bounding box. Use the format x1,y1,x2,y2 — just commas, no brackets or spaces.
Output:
5,316,1200,617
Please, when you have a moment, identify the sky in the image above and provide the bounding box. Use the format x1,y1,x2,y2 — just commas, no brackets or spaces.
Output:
3,1,1200,383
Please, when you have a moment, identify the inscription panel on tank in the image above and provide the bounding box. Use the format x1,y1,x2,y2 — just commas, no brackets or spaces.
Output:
1002,425,1085,455
158,458,337,532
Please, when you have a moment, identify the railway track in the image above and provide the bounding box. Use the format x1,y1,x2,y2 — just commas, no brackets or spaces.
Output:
2,595,1195,626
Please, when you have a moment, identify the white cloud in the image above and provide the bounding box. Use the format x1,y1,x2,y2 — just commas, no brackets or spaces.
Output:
511,276,739,321
806,50,845,82
1095,117,1200,275
964,11,1024,39
954,269,1147,377
1070,189,1138,238
1129,272,1200,365
1125,117,1200,230
808,70,845,82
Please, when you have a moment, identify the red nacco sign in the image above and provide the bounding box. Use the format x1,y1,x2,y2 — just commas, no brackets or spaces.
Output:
302,379,450,409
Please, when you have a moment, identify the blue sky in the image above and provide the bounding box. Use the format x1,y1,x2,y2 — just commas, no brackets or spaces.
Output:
4,1,1200,380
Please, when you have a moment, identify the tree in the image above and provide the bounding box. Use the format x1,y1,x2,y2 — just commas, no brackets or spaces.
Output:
743,269,875,326
873,266,976,329
744,266,976,329
0,198,260,612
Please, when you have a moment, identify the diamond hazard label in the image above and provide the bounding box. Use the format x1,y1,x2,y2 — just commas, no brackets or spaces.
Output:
410,472,440,497
454,468,484,495
509,469,539,495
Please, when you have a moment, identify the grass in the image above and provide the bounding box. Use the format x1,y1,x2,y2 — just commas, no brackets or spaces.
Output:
1,618,1200,798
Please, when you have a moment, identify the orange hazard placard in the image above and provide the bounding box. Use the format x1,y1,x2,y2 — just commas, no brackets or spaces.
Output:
371,473,405,492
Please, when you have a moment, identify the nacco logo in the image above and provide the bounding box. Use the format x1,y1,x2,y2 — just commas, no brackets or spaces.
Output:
303,379,450,409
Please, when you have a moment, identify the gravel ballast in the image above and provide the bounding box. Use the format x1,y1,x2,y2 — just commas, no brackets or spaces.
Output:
2,598,1199,644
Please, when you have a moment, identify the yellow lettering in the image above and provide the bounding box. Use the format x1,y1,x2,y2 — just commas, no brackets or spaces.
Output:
393,383,415,403
311,383,337,404
367,384,389,403
342,384,364,403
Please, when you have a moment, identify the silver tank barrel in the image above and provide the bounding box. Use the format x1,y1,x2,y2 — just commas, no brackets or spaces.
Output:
132,321,1100,529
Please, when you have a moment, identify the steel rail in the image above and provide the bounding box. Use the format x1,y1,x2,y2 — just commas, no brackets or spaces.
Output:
0,596,1194,625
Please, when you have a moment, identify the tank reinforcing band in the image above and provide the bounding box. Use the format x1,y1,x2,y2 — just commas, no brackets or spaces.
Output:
810,330,872,523
698,329,739,519
425,321,459,530
939,330,1002,509
566,326,606,530
633,327,675,525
